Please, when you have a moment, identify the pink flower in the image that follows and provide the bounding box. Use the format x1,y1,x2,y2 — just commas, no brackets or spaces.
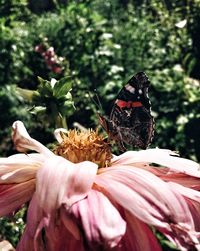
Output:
35,43,63,74
51,65,63,74
34,44,46,54
0,121,200,251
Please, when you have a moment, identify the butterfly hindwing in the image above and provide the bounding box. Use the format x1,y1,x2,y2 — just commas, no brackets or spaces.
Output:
100,72,154,152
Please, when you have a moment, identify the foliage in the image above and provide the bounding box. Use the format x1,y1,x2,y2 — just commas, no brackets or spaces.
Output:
17,76,75,128
0,207,26,247
0,85,32,156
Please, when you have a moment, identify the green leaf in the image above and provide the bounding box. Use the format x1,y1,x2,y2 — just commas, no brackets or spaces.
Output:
16,87,38,102
29,105,46,115
53,76,72,97
37,76,53,97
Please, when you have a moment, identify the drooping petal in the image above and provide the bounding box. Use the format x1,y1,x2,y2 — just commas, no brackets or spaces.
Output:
44,223,86,251
168,182,200,232
129,163,200,190
95,166,199,250
16,193,44,251
36,155,98,213
12,121,54,156
17,194,85,251
0,154,42,184
60,205,81,240
168,182,200,202
112,210,162,251
54,128,68,143
67,189,126,250
34,205,85,251
0,180,35,216
186,199,200,232
96,166,192,227
112,149,200,178
16,227,35,251
157,182,200,250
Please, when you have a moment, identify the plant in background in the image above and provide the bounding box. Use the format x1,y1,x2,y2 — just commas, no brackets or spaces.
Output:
35,38,65,74
17,76,75,128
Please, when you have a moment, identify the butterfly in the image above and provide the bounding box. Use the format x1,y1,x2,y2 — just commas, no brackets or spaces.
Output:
98,72,154,152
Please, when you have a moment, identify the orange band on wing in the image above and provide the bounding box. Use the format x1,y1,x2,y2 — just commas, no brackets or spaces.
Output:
116,100,129,108
132,101,142,107
116,100,142,108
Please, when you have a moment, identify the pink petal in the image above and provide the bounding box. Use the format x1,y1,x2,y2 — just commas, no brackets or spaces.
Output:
0,154,41,184
158,182,200,250
132,164,200,190
36,156,98,213
96,166,193,228
112,210,162,251
54,128,68,143
60,205,81,240
0,180,35,216
44,225,86,251
17,194,85,251
186,199,200,232
95,166,200,250
12,121,53,156
16,193,44,251
168,182,200,235
156,170,200,190
67,189,126,250
112,149,200,178
168,182,200,203
16,227,35,251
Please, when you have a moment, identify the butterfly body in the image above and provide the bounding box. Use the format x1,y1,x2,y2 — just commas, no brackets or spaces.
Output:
99,72,154,152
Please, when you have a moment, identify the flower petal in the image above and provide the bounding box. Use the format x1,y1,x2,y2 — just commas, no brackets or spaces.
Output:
16,193,44,251
54,128,68,143
113,210,162,251
36,155,98,213
67,189,126,250
95,166,199,250
96,166,193,227
112,149,200,177
168,182,200,232
60,205,81,240
0,180,35,216
0,240,14,251
168,182,200,202
12,121,53,156
130,163,200,190
0,154,42,183
17,194,86,251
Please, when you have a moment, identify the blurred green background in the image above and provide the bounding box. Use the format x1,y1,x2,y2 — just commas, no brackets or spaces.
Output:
0,0,200,248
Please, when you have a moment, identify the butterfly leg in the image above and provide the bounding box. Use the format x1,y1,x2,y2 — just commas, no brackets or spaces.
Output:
115,127,126,152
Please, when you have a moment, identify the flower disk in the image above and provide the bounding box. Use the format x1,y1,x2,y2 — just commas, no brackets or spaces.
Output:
54,129,112,168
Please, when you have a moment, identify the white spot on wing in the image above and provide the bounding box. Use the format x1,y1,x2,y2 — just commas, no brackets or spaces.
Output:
125,84,135,94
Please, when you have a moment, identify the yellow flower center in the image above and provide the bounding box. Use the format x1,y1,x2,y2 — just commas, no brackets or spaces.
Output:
54,129,112,168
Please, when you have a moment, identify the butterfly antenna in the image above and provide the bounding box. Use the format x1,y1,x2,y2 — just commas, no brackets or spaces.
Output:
87,90,103,113
94,89,103,112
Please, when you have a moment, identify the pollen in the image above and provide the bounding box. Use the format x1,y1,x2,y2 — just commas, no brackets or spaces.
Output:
54,129,112,168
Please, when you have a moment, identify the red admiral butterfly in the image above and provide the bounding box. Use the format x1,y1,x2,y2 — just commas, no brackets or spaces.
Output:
98,72,154,152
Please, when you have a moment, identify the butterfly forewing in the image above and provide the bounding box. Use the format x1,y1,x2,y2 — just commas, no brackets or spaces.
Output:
100,72,154,151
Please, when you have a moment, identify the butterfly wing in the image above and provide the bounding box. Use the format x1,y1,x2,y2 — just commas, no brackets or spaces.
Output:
109,72,154,150
98,113,127,151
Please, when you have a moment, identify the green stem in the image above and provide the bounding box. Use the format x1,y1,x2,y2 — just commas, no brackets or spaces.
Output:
56,114,68,129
